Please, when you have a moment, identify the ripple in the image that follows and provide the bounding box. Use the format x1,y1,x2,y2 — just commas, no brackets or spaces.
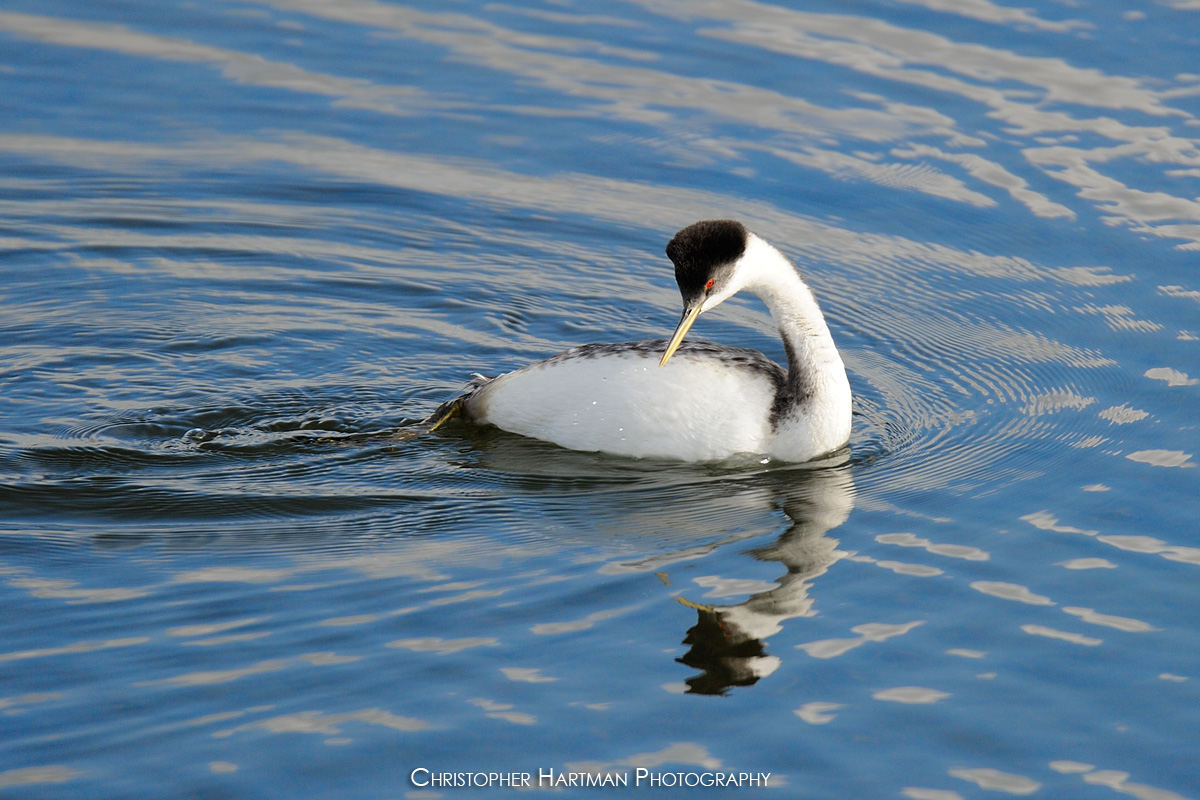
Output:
970,582,1055,606
1020,625,1102,646
873,686,951,704
214,708,435,738
794,702,843,724
948,768,1040,795
0,1,1196,798
0,767,83,790
1145,367,1199,386
797,620,924,659
386,637,500,654
0,636,149,664
876,533,989,561
1126,450,1194,468
0,385,467,528
1061,607,1157,633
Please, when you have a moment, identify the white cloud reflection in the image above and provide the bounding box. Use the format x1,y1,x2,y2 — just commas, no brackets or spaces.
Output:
0,767,83,790
891,0,1089,33
623,0,1200,248
949,767,1041,795
873,686,951,704
797,620,924,659
7,0,1200,247
0,11,436,116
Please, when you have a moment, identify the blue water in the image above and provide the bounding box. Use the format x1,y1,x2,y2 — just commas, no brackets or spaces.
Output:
1,1,1198,798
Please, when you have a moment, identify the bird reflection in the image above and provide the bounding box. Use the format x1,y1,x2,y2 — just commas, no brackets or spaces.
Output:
674,461,854,695
439,427,855,696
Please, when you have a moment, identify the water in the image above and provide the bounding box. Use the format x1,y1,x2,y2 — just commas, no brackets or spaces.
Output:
1,0,1198,797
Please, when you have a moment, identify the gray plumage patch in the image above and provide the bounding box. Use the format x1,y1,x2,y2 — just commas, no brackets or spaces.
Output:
427,338,792,428
543,338,785,388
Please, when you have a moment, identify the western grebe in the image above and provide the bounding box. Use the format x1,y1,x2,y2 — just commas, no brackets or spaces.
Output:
429,220,851,463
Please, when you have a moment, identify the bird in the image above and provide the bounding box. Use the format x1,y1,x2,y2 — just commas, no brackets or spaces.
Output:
427,220,851,463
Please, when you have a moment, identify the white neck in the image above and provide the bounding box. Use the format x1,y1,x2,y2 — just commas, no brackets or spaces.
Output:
738,235,852,457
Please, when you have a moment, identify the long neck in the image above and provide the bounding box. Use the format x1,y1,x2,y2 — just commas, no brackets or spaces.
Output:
741,237,851,423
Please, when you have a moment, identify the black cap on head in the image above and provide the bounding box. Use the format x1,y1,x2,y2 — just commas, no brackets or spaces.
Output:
666,220,748,301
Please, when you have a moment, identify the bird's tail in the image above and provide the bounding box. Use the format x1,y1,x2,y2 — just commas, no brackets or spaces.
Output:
421,373,493,432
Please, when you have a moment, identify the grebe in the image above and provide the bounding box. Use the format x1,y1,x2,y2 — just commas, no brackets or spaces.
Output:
429,220,851,463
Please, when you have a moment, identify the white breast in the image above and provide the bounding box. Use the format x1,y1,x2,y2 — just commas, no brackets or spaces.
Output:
466,349,778,462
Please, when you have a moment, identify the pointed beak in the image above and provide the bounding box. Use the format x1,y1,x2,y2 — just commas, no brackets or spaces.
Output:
659,302,704,366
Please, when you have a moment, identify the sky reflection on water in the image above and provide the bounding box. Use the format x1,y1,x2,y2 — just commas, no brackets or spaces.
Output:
1,1,1199,798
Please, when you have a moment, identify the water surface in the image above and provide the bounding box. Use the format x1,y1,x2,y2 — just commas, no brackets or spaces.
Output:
1,1,1198,798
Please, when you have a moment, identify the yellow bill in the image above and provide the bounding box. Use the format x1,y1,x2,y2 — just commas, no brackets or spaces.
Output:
659,303,704,366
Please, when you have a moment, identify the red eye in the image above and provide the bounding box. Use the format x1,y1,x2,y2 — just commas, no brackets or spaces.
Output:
705,279,715,290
